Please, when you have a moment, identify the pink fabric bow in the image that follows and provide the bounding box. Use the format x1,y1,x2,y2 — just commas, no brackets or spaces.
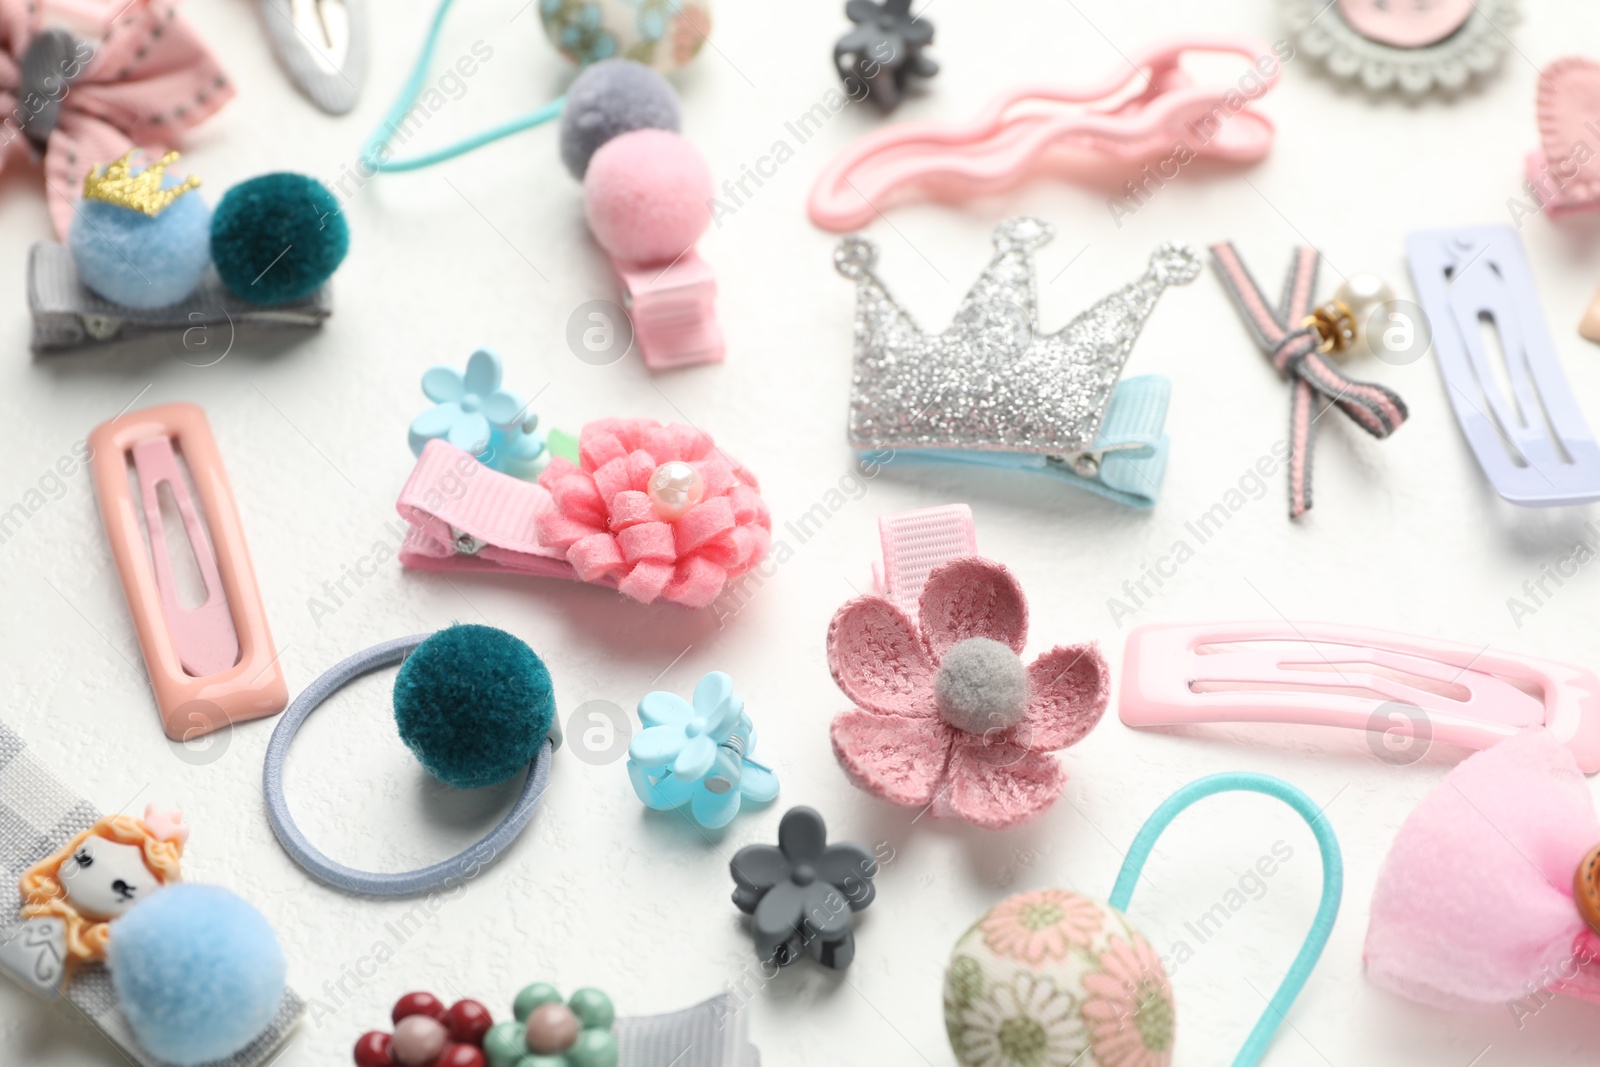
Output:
1365,728,1600,1012
0,0,232,239
827,557,1109,829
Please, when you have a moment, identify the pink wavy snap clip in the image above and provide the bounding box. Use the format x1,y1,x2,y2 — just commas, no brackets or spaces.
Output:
397,419,770,609
808,37,1282,232
1366,728,1600,1013
1120,621,1600,772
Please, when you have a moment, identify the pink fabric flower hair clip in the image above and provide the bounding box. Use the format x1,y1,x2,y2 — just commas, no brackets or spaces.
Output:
1,0,233,239
1365,727,1600,1015
827,505,1109,829
398,417,770,610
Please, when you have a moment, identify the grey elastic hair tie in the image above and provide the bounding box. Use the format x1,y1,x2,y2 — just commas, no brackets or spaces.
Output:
263,634,553,897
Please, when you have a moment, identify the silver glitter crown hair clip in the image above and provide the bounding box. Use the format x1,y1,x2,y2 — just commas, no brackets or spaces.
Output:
835,217,1200,508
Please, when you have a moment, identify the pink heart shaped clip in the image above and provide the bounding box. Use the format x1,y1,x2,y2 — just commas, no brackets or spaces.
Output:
1526,56,1600,218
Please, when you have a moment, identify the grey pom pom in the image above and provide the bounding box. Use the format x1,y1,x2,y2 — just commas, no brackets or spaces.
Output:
559,59,681,179
935,638,1027,734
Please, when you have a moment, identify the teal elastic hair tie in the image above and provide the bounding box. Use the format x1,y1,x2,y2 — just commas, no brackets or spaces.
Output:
1109,772,1344,1067
359,0,566,173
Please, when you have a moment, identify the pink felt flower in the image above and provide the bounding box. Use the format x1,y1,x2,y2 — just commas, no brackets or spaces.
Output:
826,557,1109,829
535,418,770,609
980,889,1104,966
1080,935,1175,1067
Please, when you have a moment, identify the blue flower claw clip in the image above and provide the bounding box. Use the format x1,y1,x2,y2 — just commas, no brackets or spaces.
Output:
627,671,779,829
408,348,546,477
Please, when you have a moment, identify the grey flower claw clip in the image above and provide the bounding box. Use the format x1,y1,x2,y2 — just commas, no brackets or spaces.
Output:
730,806,877,971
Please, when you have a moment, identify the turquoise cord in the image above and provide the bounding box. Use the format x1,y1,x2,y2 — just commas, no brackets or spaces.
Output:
1109,772,1343,1067
359,0,566,173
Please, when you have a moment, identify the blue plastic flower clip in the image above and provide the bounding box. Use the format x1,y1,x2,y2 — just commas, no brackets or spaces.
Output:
626,672,779,829
408,348,546,477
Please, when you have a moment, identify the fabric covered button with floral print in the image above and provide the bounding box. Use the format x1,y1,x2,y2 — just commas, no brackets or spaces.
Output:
944,889,1174,1067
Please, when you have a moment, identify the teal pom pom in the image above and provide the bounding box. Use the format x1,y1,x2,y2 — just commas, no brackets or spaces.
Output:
210,173,348,305
106,885,286,1066
69,181,210,309
394,625,555,789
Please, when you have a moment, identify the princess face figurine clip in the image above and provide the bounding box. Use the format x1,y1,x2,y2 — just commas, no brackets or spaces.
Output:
0,805,187,999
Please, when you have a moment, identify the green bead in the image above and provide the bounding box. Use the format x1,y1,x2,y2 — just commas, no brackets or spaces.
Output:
485,1021,529,1067
567,988,615,1030
567,1030,619,1067
514,982,563,1022
515,1057,567,1067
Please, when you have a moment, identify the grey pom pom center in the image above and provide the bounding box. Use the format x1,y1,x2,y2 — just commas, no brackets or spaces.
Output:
935,637,1027,734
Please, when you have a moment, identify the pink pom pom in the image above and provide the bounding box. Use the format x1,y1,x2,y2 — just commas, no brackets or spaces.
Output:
583,129,712,265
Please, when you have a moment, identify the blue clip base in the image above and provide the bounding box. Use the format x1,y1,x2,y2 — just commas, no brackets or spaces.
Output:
856,375,1172,508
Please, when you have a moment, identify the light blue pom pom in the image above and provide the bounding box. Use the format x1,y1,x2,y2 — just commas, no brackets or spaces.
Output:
69,178,211,310
106,884,286,1066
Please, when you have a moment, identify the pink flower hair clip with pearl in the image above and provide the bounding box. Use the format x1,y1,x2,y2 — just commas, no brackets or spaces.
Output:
397,417,770,609
828,505,1110,829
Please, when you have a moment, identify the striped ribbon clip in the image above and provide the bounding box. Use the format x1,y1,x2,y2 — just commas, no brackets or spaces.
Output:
1210,243,1408,519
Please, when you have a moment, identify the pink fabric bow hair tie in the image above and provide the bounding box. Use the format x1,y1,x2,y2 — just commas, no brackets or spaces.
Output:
0,0,233,239
1365,728,1600,1013
827,556,1109,829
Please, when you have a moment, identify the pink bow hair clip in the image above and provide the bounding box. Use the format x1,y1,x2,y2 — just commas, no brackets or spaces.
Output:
827,506,1110,829
0,0,233,239
398,417,770,610
1365,728,1600,1015
808,37,1281,233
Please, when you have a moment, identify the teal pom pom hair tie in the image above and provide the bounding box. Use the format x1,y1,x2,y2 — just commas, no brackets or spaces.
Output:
211,173,349,305
107,884,288,1066
395,624,555,789
263,628,562,896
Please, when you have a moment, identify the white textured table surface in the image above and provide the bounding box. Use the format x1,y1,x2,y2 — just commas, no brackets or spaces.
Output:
3,1,1600,1064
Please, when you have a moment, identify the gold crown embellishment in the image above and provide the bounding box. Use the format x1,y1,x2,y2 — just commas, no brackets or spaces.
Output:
82,151,201,217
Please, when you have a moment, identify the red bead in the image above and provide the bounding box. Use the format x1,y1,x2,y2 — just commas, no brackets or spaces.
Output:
393,991,448,1024
353,1031,394,1067
445,999,493,1045
435,1045,485,1067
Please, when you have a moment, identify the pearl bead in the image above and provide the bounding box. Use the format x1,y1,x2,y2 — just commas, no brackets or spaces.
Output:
1334,274,1395,323
525,1003,580,1055
647,461,705,520
391,1015,448,1067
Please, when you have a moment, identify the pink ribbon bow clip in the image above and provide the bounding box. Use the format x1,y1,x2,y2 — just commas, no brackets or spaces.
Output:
827,508,1110,829
0,0,233,239
1365,728,1600,1015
